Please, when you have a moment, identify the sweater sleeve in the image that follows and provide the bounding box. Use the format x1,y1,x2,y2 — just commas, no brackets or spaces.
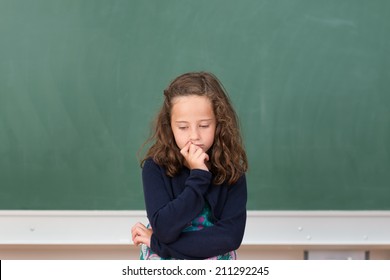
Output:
150,174,247,259
142,159,212,244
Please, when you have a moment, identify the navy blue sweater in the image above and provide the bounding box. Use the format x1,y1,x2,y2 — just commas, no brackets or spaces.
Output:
142,158,247,259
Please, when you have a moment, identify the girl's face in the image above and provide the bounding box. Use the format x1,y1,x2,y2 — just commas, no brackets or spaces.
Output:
170,95,216,153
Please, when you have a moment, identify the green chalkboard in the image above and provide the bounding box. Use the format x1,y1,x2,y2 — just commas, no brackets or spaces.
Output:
1,0,389,210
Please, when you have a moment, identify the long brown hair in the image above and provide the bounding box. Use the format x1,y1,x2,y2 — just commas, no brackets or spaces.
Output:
141,72,248,185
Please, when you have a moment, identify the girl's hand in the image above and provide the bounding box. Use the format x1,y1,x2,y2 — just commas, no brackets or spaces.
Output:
180,141,210,171
131,222,153,247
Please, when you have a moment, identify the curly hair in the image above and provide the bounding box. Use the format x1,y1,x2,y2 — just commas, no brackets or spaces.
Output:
141,72,248,185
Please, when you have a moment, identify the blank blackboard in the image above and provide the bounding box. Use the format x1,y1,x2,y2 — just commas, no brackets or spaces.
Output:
1,0,389,210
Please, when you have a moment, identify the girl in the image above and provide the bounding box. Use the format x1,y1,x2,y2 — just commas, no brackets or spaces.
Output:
131,72,248,260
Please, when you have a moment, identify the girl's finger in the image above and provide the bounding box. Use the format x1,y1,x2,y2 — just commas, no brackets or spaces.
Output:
132,227,145,244
133,236,145,247
188,144,196,155
131,223,147,241
132,226,150,246
180,141,192,156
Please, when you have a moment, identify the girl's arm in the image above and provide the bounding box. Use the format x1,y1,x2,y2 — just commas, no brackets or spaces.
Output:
150,174,247,259
142,158,211,244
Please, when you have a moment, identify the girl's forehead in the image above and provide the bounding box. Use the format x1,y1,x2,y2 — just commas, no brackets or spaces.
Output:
172,94,209,101
171,95,215,119
171,95,211,107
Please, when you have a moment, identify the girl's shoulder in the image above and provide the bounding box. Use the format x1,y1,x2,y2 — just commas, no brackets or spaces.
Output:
143,157,162,171
142,157,171,177
143,157,155,166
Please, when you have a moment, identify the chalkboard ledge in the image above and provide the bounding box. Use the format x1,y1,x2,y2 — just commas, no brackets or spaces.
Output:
1,210,390,246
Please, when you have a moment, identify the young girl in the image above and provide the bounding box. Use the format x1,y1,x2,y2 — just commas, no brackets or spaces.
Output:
131,72,248,260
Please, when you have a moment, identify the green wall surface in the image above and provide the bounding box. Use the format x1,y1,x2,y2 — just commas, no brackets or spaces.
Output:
1,0,389,210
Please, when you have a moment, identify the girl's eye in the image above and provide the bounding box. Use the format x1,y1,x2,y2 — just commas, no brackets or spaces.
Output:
200,125,209,128
178,127,188,130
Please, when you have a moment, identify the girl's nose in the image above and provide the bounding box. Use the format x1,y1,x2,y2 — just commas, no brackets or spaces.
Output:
189,127,200,141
